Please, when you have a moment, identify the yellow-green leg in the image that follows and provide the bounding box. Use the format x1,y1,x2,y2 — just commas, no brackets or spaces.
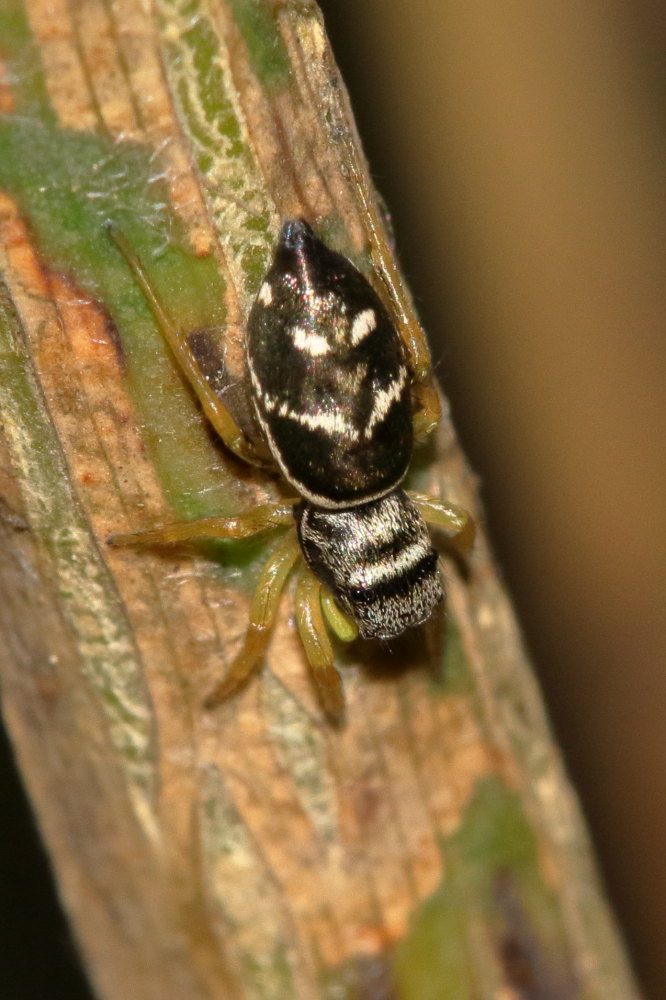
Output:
204,530,302,708
409,491,476,555
320,589,359,643
411,381,442,441
347,154,438,389
350,198,440,441
294,567,346,717
107,501,296,548
106,223,265,467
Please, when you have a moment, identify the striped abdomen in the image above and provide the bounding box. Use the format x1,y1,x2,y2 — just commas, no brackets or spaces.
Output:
295,489,443,639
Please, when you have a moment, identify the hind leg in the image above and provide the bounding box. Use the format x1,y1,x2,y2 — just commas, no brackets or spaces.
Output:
204,531,302,707
108,504,300,706
409,492,476,555
294,568,348,717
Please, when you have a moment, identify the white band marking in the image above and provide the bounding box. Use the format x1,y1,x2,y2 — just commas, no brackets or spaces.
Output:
347,539,430,588
292,325,331,356
350,308,377,345
257,282,273,306
364,365,408,439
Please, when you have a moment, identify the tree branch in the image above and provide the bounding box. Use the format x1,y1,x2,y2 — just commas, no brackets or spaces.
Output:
0,1,640,998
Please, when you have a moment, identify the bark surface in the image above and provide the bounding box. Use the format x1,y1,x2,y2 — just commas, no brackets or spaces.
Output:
0,2,640,998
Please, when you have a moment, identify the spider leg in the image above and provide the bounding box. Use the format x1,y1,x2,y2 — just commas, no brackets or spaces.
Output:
349,163,435,388
107,501,296,548
411,381,442,441
106,223,265,467
334,161,440,442
294,567,345,717
409,491,476,555
320,589,358,643
204,530,301,708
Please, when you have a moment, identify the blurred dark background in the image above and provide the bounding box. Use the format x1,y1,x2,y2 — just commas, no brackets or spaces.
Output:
1,2,664,998
320,3,666,999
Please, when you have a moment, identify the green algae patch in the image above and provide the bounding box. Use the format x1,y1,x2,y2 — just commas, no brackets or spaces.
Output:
228,0,291,88
0,114,246,521
393,777,580,999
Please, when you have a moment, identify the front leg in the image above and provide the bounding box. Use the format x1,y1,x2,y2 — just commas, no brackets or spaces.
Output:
106,222,267,467
411,380,442,442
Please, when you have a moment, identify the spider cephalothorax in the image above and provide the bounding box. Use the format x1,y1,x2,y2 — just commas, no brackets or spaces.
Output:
247,219,412,507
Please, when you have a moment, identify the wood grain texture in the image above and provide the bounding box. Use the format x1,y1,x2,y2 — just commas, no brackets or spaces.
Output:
0,1,641,998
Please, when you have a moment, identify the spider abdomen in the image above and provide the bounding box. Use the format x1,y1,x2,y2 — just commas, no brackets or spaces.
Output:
295,488,443,639
247,219,413,509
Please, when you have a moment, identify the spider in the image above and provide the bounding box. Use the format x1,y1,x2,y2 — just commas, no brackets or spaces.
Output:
107,219,474,716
